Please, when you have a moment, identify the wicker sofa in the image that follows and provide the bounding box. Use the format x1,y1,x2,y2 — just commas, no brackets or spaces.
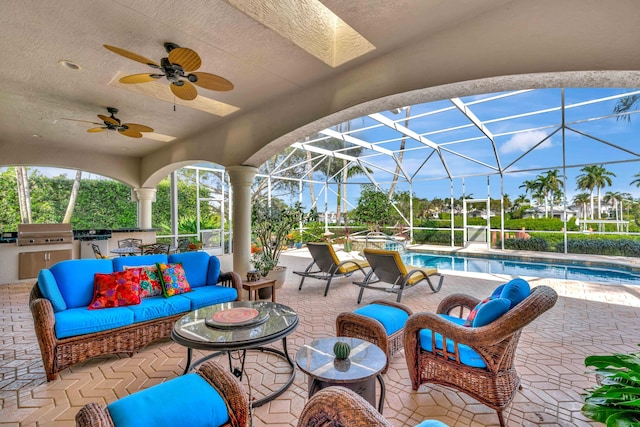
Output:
29,251,242,381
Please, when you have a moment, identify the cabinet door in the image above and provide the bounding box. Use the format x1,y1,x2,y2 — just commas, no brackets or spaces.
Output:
47,249,72,267
19,251,47,280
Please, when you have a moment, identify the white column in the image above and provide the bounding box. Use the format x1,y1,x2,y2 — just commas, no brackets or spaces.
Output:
226,165,257,277
133,187,157,229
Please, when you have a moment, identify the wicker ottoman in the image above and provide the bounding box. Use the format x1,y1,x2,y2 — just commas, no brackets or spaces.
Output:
336,300,412,373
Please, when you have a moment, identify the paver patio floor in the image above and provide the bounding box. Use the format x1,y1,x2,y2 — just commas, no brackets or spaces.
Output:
2,249,640,426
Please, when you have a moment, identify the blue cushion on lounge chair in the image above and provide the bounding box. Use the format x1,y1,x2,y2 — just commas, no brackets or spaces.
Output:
353,303,409,335
419,314,486,368
107,373,229,427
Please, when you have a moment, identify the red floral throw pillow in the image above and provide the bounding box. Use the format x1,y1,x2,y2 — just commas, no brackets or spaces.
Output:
88,270,142,310
126,266,163,298
157,262,192,297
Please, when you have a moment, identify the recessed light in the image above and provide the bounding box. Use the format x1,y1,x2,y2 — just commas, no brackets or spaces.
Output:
32,134,42,138
58,60,81,70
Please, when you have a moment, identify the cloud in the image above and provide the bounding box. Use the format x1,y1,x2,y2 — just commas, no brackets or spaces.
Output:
500,130,552,154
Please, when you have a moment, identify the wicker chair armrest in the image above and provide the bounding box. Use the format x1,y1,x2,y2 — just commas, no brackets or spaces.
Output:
29,294,59,380
219,271,243,301
436,293,481,316
298,387,392,427
196,361,249,427
369,299,413,315
75,402,115,427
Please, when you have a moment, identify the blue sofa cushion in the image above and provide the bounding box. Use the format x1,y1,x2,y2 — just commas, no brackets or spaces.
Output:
112,254,168,272
180,286,238,310
50,259,114,309
207,256,221,287
168,252,210,287
419,314,486,368
54,307,134,339
38,269,67,312
125,295,191,322
107,373,230,427
353,304,409,335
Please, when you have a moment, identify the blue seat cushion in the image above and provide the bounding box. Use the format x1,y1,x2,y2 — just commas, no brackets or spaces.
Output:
107,373,230,427
168,252,210,287
419,314,486,368
180,286,238,310
54,307,134,339
125,295,191,322
414,421,450,427
49,259,114,309
112,254,168,272
38,269,67,312
353,304,409,335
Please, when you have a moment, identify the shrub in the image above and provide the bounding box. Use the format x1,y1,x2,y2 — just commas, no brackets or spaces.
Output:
503,237,550,252
557,239,640,257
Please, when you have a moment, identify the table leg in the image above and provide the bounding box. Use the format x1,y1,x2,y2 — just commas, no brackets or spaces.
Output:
183,347,193,375
271,285,276,302
376,373,385,414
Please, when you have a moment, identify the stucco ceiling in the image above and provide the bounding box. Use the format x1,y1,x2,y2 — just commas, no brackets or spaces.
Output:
1,0,639,187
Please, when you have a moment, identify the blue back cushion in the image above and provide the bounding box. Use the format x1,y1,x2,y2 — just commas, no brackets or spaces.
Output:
107,373,230,427
169,252,210,287
499,278,530,308
466,297,511,327
38,269,67,312
354,304,409,335
49,259,114,309
112,254,168,271
207,256,221,286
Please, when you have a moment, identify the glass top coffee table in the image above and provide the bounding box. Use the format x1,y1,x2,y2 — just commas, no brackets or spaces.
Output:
295,337,387,413
172,301,298,407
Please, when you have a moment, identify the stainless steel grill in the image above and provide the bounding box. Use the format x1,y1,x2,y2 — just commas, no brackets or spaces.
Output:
17,223,73,246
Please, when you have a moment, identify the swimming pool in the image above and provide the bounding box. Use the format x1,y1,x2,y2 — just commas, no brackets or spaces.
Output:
401,252,640,286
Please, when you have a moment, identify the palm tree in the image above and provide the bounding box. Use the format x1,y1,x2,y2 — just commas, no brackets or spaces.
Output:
573,192,591,229
630,173,640,187
519,179,540,207
576,165,616,219
513,194,530,210
613,95,640,123
539,169,564,218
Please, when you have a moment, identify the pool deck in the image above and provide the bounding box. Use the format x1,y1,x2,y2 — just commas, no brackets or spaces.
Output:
3,247,640,426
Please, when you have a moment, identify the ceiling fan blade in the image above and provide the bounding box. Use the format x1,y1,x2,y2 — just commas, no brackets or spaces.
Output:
168,47,201,72
119,73,159,84
103,45,160,68
98,115,119,126
87,127,106,133
191,72,234,92
171,81,198,100
119,128,143,138
123,123,154,133
59,118,102,125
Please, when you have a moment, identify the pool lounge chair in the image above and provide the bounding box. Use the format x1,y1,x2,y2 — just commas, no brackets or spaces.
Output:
353,248,443,303
295,242,370,297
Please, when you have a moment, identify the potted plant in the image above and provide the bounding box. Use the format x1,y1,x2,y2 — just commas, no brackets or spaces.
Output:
582,344,640,426
251,200,316,295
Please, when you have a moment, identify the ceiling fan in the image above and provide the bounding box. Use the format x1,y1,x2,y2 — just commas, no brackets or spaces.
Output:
62,107,154,138
104,42,234,100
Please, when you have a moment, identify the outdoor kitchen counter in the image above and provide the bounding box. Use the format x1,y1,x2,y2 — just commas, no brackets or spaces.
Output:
0,228,158,285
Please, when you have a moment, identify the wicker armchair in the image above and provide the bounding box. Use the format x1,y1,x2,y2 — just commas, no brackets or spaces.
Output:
403,285,558,427
75,361,249,427
299,386,448,427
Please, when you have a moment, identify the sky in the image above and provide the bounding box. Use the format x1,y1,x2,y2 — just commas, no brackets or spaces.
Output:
3,87,640,212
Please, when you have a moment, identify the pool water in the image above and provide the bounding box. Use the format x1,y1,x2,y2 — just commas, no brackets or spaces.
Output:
401,252,640,286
